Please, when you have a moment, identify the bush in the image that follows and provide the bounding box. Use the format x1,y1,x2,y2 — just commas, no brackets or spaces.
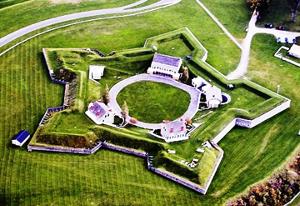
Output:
228,153,300,206
53,68,76,82
36,133,94,148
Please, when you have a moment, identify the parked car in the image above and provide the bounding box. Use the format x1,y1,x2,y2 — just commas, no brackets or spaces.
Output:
265,23,274,28
276,25,287,31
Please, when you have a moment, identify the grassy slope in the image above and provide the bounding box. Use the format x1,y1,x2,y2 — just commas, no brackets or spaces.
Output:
39,1,240,75
200,0,250,39
0,0,136,38
215,35,300,203
1,0,298,205
0,0,29,9
116,81,190,123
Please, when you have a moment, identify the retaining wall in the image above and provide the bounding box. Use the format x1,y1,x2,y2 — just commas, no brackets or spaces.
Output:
28,141,102,155
102,141,147,158
212,99,291,144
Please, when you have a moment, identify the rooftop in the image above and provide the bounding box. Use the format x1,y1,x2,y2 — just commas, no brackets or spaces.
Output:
153,53,182,67
162,120,186,134
88,101,110,118
12,130,30,143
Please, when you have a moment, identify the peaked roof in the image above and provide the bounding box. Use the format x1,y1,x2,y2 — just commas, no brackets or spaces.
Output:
13,130,30,143
153,53,181,67
162,120,186,134
289,44,300,56
202,85,222,101
88,101,110,118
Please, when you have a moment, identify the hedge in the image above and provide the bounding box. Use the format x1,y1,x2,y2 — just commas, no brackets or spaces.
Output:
36,132,95,148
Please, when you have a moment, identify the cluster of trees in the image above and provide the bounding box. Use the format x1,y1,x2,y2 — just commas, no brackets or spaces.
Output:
246,0,300,22
227,153,300,206
102,84,110,104
54,68,76,82
246,0,272,12
288,0,300,22
36,133,94,148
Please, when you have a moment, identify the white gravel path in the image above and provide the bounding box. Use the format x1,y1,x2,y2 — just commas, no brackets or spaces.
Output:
108,74,201,130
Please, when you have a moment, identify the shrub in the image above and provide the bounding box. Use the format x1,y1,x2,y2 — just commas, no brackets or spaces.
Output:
36,133,94,148
227,153,300,206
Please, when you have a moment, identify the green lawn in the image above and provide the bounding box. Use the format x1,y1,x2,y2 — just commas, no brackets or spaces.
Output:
157,38,192,58
0,0,137,38
0,0,29,9
0,0,299,205
117,81,191,123
200,0,250,38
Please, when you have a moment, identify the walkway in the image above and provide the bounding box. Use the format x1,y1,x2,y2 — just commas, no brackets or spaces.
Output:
0,0,181,48
108,73,201,130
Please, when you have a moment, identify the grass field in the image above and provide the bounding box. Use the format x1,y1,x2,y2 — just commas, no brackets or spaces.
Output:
0,0,137,38
0,0,29,9
200,0,250,39
0,0,299,205
116,81,190,123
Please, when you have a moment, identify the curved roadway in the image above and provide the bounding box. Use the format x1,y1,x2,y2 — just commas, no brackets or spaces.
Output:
108,73,201,130
0,0,181,48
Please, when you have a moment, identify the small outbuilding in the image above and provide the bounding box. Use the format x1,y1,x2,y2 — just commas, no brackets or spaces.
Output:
89,65,105,80
12,130,31,147
288,44,300,59
85,101,114,125
161,120,188,142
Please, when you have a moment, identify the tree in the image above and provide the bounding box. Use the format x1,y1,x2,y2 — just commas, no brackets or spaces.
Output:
186,119,192,125
121,101,129,117
102,84,110,104
288,0,300,22
181,66,189,83
246,0,271,11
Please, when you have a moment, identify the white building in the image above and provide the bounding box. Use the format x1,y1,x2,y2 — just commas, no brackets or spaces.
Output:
89,65,105,80
147,53,182,80
12,130,31,147
288,44,300,59
192,76,209,88
85,101,114,125
160,120,188,142
202,85,223,109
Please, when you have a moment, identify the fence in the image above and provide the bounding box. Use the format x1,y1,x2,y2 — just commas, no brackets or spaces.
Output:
102,141,147,158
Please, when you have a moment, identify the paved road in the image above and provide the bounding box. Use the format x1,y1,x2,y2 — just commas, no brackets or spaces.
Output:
108,73,201,130
227,11,300,80
0,0,181,48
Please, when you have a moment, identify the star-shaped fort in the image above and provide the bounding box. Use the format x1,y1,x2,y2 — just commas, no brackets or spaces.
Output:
26,28,290,194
